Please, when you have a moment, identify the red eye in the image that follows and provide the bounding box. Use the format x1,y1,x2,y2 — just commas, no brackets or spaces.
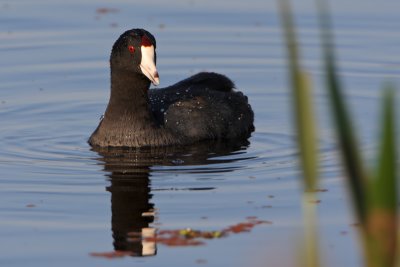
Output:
128,45,135,53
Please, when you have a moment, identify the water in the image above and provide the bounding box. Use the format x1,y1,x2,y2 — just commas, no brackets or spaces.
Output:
1,0,399,266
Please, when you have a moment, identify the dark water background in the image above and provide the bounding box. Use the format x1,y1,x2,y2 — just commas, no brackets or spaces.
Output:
1,0,399,266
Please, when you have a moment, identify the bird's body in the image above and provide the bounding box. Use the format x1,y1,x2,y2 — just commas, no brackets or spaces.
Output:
89,29,254,148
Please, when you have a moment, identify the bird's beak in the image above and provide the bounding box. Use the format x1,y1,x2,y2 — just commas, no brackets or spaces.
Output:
140,45,159,86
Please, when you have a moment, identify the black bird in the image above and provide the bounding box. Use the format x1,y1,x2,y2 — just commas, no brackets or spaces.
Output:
89,29,254,147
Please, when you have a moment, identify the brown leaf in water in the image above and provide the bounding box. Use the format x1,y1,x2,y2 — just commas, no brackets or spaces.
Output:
89,250,134,259
96,8,119,14
142,217,270,247
314,188,328,192
146,234,205,247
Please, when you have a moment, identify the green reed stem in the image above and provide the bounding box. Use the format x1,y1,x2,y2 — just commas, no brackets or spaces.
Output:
316,0,368,224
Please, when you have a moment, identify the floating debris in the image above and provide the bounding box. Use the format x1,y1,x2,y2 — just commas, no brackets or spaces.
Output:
90,250,134,259
144,217,271,247
96,7,119,14
314,188,328,192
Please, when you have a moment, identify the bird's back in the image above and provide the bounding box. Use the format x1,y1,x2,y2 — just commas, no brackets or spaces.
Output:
149,72,254,142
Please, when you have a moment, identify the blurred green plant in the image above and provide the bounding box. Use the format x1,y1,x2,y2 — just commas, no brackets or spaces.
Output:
279,0,398,267
278,1,321,267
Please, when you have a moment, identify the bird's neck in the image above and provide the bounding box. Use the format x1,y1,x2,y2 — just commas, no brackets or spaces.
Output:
104,70,155,127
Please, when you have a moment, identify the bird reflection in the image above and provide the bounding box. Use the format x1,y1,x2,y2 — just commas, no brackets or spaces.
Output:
92,139,251,257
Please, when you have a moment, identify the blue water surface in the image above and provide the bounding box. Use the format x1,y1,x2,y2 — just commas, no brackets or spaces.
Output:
0,0,399,266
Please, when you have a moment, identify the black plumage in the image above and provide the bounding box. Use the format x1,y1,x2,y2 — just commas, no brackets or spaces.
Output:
89,29,254,147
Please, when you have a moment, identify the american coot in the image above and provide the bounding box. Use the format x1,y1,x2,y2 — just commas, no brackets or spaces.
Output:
89,29,254,147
